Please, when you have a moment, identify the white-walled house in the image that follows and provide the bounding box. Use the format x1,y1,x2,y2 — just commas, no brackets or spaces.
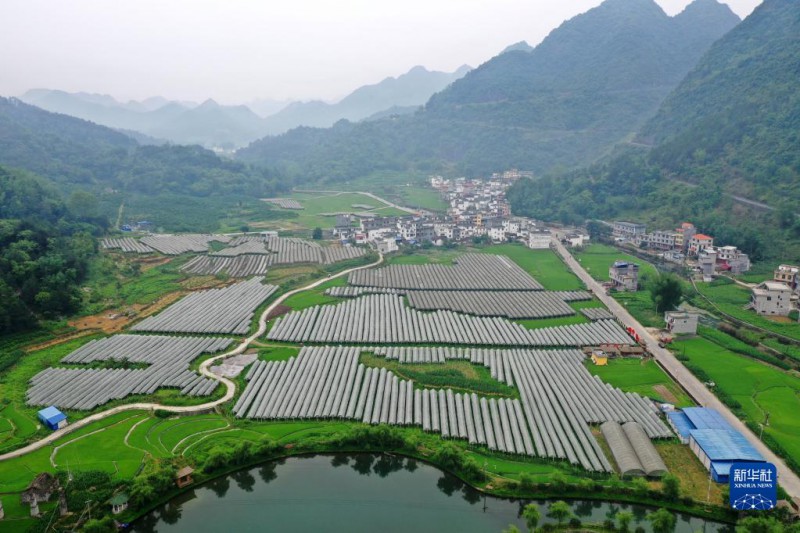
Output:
749,282,792,316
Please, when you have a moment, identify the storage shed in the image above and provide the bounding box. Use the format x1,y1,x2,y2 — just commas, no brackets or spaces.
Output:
667,407,765,482
37,406,67,430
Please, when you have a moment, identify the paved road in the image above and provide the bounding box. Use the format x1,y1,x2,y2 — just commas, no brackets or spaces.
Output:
551,237,800,500
0,253,384,462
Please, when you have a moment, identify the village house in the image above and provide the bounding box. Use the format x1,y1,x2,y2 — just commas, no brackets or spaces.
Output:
376,237,398,254
21,473,60,506
749,281,793,316
715,245,750,274
609,260,639,291
688,234,714,256
528,229,551,249
664,311,699,335
612,221,646,241
774,264,800,291
646,230,679,251
675,222,697,252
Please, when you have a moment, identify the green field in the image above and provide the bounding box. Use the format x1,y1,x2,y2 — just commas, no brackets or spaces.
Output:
264,191,408,231
671,335,800,461
258,346,301,362
280,277,347,310
481,244,584,291
693,278,800,341
587,358,693,407
574,244,658,282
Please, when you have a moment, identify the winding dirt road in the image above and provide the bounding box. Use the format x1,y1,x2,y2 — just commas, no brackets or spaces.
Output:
0,253,383,462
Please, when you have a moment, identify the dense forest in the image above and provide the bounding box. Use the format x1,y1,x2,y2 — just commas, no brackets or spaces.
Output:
0,166,102,334
237,0,738,181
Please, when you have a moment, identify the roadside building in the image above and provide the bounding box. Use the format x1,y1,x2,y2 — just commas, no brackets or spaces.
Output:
527,229,551,249
609,261,639,291
749,281,792,316
612,221,647,241
698,250,717,281
688,234,714,256
774,264,800,291
37,406,67,430
563,233,590,248
666,407,765,482
664,311,698,335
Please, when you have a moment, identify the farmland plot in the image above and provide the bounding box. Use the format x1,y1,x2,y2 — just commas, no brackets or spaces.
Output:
26,335,232,410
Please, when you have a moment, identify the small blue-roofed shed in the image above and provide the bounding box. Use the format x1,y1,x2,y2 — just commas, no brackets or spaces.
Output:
37,406,68,430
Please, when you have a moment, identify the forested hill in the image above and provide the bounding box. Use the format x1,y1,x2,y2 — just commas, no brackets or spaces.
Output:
639,0,800,207
0,166,99,335
506,0,800,261
237,0,739,180
0,97,282,198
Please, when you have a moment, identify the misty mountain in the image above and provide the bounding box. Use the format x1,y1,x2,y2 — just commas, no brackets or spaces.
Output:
0,96,280,198
246,98,293,118
237,0,740,179
500,41,534,54
259,64,471,135
506,0,800,260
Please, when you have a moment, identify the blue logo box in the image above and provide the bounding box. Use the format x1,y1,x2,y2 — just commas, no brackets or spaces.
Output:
730,462,777,511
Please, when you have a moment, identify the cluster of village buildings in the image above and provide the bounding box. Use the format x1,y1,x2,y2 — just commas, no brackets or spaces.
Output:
613,221,800,318
333,170,588,254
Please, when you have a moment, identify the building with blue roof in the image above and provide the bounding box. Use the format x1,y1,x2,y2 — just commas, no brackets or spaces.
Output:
666,407,764,482
37,406,68,431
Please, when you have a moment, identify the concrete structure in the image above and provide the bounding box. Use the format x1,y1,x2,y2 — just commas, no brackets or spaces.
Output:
664,311,698,335
774,264,799,291
716,246,750,274
21,473,59,505
647,230,679,251
563,233,590,248
37,406,67,430
376,238,398,254
676,222,696,252
698,250,717,281
667,407,765,483
612,221,646,241
609,261,639,291
528,230,551,250
749,281,792,316
688,234,714,256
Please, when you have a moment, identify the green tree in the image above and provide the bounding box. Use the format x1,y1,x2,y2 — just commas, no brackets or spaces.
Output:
68,190,99,219
312,227,323,240
82,516,115,533
649,274,683,313
617,510,634,532
647,508,676,533
586,220,611,241
522,503,540,532
661,473,680,501
547,500,572,525
503,526,522,533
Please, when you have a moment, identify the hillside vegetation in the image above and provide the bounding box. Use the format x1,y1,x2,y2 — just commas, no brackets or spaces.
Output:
237,0,738,180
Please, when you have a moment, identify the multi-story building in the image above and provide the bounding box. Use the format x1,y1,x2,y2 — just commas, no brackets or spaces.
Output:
749,282,793,316
774,264,800,291
715,246,751,274
647,230,679,251
664,311,699,335
528,230,551,250
609,261,639,291
688,234,714,256
612,221,646,241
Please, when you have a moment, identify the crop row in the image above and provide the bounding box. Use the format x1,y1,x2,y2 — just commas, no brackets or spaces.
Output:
268,294,633,346
348,254,544,291
181,255,271,277
26,335,232,409
132,277,277,334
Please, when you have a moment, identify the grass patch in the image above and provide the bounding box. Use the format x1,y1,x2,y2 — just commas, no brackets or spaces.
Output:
612,290,663,328
264,191,399,231
692,278,800,341
258,346,300,362
656,441,723,503
516,314,589,329
359,352,517,398
280,277,347,311
574,244,658,282
586,358,693,407
671,334,800,462
480,244,584,291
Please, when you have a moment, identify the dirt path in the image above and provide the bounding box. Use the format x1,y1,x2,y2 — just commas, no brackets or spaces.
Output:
0,253,383,462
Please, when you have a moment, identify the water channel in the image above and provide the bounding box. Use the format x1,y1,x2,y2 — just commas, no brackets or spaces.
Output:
133,454,732,532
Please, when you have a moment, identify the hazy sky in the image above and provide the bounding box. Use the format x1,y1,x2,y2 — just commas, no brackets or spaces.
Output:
1,0,760,104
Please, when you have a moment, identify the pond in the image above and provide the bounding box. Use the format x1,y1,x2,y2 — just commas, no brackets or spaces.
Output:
132,454,732,532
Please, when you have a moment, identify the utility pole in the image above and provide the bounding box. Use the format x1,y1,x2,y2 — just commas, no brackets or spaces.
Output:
482,460,488,512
